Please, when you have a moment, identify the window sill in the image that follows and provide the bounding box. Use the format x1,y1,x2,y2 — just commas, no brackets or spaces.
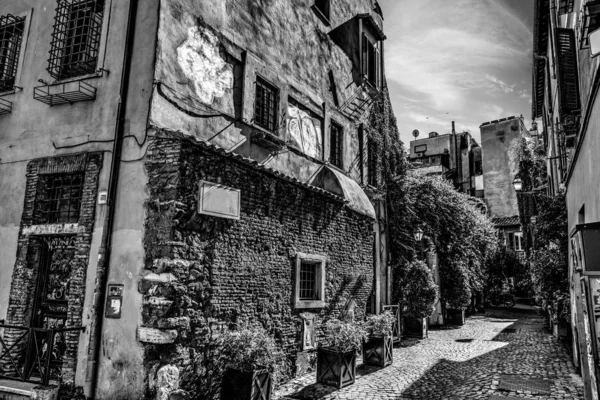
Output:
48,69,106,86
294,300,325,309
311,5,331,27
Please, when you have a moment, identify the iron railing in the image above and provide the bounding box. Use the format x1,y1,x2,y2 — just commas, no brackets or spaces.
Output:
0,324,84,386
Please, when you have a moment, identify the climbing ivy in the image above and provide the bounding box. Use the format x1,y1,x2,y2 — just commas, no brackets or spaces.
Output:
388,174,497,308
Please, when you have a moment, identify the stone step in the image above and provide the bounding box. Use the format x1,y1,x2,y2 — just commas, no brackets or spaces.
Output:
0,379,35,399
0,379,59,400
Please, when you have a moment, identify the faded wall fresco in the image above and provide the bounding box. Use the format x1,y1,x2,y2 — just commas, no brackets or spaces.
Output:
287,104,322,160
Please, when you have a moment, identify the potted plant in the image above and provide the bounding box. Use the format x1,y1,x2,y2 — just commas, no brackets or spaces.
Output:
218,325,285,400
316,318,367,389
400,260,438,338
363,311,394,368
445,268,471,326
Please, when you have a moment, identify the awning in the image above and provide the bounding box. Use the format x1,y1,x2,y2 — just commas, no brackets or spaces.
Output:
310,166,376,219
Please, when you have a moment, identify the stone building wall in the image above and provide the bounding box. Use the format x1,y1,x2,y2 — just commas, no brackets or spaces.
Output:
139,132,374,398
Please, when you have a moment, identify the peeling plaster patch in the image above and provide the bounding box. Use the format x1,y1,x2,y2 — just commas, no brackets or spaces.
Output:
176,26,233,105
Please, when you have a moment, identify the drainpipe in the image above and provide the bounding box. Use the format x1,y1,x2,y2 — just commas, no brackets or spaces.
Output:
87,0,138,397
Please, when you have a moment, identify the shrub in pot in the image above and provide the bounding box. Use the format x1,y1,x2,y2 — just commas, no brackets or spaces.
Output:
317,318,367,389
400,260,438,338
444,268,471,326
218,325,285,400
363,311,394,367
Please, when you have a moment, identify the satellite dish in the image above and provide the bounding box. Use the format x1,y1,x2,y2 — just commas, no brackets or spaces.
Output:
412,129,420,138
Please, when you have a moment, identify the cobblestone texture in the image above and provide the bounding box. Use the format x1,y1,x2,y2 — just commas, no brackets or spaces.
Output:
274,308,584,399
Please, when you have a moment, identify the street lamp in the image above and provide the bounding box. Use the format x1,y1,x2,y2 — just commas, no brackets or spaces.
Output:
414,227,424,242
513,177,523,192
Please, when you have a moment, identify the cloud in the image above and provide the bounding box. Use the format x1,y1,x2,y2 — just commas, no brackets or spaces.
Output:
379,0,533,145
485,74,515,93
518,90,530,99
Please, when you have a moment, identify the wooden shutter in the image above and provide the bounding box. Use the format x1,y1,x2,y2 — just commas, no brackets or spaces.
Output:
556,28,581,117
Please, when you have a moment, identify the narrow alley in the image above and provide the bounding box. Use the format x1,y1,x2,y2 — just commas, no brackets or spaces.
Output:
275,307,584,400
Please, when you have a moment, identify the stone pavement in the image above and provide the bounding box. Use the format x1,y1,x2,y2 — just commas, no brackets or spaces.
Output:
273,308,584,399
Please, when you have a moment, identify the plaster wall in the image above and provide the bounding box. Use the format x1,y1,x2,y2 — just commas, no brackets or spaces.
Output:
480,118,524,218
0,0,157,395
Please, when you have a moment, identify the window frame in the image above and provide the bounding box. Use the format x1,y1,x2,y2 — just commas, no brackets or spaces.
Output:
361,32,382,89
312,0,331,26
254,75,279,132
47,0,112,84
35,173,85,225
329,120,343,169
294,253,326,309
0,9,32,95
514,232,524,252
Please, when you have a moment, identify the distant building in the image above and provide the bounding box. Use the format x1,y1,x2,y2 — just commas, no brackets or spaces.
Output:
408,121,482,197
479,116,529,253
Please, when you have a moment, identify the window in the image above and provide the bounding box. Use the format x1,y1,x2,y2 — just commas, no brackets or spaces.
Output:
367,139,378,187
0,15,24,93
312,0,330,23
513,232,524,252
36,173,84,224
358,126,365,183
558,0,574,15
47,0,105,80
294,253,326,309
329,121,343,168
580,1,600,48
254,76,278,132
474,160,483,175
362,34,381,88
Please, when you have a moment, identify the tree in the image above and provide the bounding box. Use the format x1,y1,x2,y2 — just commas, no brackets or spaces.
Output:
388,174,497,309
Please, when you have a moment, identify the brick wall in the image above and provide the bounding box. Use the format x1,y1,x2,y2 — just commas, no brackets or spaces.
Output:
3,152,102,385
140,132,374,397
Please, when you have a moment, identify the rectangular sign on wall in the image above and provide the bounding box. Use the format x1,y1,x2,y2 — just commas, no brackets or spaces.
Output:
198,181,241,220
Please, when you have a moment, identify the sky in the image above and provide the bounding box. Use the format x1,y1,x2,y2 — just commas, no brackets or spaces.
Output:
378,0,535,146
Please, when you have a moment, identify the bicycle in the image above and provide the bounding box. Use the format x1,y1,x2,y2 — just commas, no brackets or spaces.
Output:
488,292,516,308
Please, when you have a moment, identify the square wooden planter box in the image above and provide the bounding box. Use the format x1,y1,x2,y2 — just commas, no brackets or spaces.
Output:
221,367,272,400
362,335,393,367
404,317,428,339
316,346,356,389
447,308,466,325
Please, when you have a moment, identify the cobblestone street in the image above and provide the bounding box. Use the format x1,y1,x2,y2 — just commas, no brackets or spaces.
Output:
274,308,584,400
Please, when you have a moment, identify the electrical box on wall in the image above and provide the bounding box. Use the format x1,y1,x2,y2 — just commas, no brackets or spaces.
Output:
105,284,124,319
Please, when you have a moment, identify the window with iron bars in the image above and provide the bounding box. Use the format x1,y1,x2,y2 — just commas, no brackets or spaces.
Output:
254,76,278,132
35,173,84,224
299,261,319,301
0,14,25,93
47,0,104,81
329,121,343,168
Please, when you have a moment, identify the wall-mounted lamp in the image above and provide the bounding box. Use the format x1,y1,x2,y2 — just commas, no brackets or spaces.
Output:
414,227,424,242
513,177,523,192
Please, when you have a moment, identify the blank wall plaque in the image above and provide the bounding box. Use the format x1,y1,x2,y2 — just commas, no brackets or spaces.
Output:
198,181,241,220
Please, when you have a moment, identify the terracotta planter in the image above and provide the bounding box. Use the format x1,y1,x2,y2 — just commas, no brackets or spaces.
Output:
447,308,466,325
403,317,428,339
221,367,272,400
362,335,393,367
316,346,356,389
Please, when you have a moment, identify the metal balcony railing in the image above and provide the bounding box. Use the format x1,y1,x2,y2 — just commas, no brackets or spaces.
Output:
0,323,84,386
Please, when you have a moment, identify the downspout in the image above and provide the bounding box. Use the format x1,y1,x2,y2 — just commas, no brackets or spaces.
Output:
87,0,138,397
